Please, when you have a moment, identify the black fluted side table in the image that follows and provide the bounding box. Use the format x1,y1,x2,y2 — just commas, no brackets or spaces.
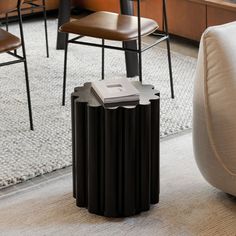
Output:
71,81,160,217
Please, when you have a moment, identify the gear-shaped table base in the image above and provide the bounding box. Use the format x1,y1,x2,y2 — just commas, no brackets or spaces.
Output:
71,81,160,217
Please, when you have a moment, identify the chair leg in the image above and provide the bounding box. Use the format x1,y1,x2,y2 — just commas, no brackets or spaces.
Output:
138,51,142,83
102,39,105,80
166,38,174,99
62,34,69,106
163,0,174,99
137,0,142,83
23,60,34,131
18,7,34,130
42,0,49,58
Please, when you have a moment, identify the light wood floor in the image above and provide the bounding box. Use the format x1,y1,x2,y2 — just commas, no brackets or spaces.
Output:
0,133,235,236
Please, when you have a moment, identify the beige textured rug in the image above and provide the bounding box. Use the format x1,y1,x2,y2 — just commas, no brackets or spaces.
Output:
0,133,235,236
0,19,196,189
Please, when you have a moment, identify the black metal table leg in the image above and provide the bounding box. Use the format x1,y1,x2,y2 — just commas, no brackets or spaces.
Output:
56,0,70,49
120,0,139,77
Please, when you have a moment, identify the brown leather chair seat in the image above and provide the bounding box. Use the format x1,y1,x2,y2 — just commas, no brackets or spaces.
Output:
0,28,21,53
60,11,158,41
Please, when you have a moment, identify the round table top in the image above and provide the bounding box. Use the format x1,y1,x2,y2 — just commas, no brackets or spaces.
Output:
72,81,159,109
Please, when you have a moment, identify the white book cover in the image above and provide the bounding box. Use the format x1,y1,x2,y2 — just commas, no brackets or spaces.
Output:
91,78,140,104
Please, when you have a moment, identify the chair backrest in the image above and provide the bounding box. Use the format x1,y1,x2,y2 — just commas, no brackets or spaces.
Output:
0,0,23,14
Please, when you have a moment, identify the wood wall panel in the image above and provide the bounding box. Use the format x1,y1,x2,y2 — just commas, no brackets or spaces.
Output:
32,0,59,13
2,0,236,41
73,0,120,13
167,0,206,41
0,1,34,18
207,6,236,26
45,0,60,10
0,0,59,18
133,0,163,30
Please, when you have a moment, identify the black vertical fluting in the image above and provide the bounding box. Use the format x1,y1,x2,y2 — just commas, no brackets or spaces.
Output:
87,106,105,214
75,102,88,207
151,96,160,204
135,106,141,214
72,83,160,217
99,107,105,214
123,108,136,216
104,108,119,217
87,106,101,214
71,95,76,198
139,104,151,211
117,108,124,216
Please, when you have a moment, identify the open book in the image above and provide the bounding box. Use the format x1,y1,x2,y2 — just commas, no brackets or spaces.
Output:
91,79,140,104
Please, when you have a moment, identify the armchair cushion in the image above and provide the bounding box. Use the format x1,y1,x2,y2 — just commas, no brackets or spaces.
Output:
193,21,236,196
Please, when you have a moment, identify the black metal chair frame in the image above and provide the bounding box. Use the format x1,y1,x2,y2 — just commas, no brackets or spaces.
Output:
0,1,34,130
62,0,174,106
6,0,49,58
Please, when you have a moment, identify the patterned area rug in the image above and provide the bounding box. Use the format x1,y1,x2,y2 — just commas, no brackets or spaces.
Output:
0,19,196,189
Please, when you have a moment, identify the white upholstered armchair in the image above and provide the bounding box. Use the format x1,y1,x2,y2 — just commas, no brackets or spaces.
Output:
193,21,236,197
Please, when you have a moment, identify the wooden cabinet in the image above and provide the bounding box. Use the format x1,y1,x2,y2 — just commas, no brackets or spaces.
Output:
167,0,206,41
31,0,59,13
45,0,60,10
0,0,59,18
73,0,120,12
207,5,236,26
33,0,59,11
134,0,163,30
2,0,236,41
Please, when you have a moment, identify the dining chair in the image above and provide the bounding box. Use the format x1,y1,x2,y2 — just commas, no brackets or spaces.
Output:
0,0,34,130
5,0,49,57
59,0,174,105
